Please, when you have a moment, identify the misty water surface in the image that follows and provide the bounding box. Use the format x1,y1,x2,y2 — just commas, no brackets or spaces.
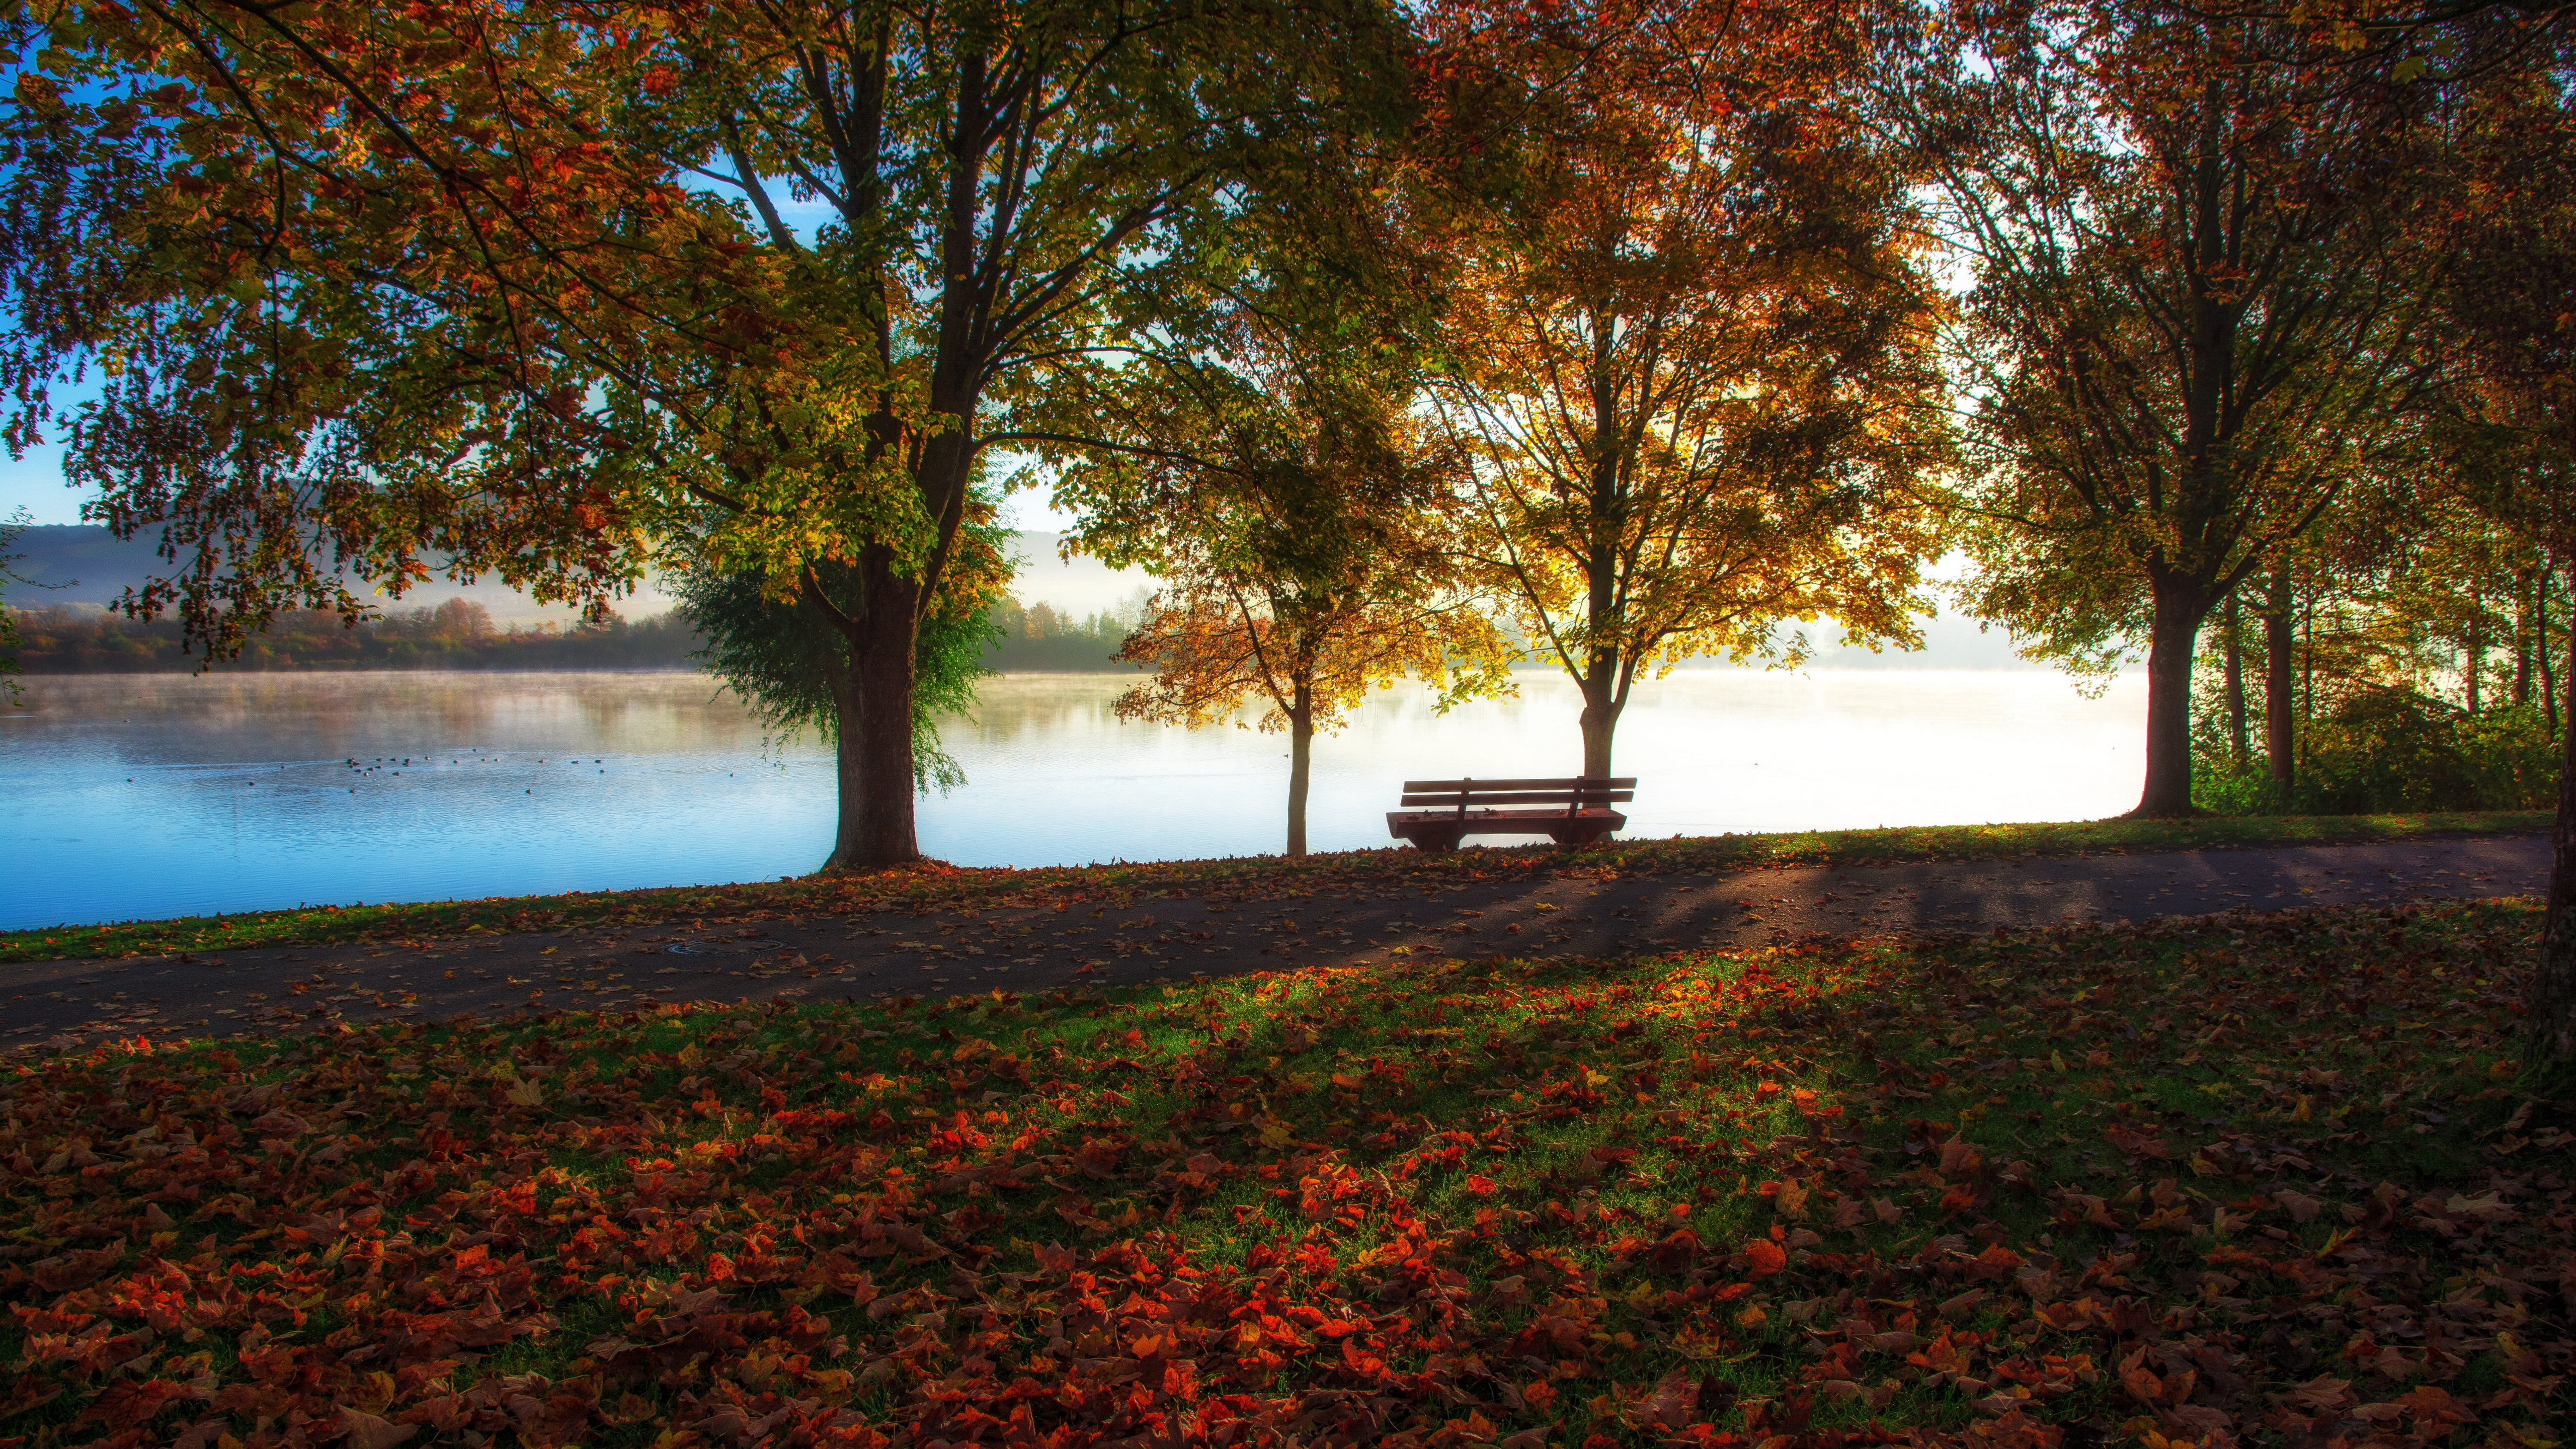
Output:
2,669,2145,930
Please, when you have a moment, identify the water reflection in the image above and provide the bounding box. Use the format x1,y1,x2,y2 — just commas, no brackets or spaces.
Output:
957,674,1136,745
2,668,2144,930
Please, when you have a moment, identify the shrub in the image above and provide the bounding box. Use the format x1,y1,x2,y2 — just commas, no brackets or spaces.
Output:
2297,686,2478,814
2192,687,2557,815
2457,704,2561,810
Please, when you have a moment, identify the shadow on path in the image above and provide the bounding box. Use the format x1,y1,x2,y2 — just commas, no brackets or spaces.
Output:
2,833,2548,1054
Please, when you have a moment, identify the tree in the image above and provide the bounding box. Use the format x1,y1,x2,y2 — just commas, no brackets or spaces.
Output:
1422,0,1947,780
1904,1,2439,816
1026,70,1511,859
675,499,1009,848
2435,66,2576,1074
1053,223,1506,856
2236,461,2454,806
2255,558,2302,801
0,0,1408,868
0,507,29,703
1091,396,1505,858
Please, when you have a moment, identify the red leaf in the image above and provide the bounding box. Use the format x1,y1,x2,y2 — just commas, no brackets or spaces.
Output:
1743,1239,1788,1277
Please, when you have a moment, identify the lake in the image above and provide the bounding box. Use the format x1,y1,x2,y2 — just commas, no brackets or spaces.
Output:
2,669,2146,931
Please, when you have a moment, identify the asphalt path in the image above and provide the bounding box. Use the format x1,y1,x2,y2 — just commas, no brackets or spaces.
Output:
1,833,2551,1055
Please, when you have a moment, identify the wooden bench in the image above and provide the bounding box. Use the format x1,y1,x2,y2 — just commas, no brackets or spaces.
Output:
1387,777,1635,852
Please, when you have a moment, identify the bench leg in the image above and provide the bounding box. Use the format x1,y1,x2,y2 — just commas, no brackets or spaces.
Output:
1410,829,1464,853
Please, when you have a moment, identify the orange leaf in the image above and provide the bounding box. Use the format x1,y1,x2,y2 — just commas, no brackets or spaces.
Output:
1743,1239,1788,1277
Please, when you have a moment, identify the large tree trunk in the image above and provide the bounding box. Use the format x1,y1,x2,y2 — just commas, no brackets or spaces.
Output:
2131,574,2208,817
813,363,980,869
824,661,869,866
2264,564,2297,804
2530,585,2576,1076
1285,687,1313,859
1575,362,1626,782
1578,650,1623,778
823,557,925,870
2222,593,2250,767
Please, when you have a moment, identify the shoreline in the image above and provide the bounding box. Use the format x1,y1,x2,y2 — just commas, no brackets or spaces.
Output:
3,809,2548,963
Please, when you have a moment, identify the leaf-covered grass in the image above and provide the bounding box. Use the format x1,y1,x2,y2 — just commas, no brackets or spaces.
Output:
1,809,2545,964
1,901,2566,1448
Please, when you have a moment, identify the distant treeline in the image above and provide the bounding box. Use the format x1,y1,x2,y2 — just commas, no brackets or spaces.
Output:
984,596,1139,672
10,599,699,671
11,594,1141,673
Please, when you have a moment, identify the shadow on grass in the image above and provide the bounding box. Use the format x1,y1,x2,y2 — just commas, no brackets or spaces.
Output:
0,900,2560,1447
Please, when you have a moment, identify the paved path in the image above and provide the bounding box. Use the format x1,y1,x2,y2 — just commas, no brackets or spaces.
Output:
2,834,2551,1055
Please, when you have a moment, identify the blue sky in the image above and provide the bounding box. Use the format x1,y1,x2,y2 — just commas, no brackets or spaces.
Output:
4,437,1080,532
1,440,76,525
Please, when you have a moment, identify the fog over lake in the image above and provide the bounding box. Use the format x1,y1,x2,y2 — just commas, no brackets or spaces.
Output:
3,669,2144,931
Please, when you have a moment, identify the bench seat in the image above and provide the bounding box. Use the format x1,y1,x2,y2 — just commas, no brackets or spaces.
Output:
1386,807,1627,851
1387,776,1634,852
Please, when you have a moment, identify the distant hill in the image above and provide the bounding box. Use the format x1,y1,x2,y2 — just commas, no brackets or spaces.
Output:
5,524,676,623
3,529,1149,674
8,525,2051,673
5,525,170,605
5,525,1159,627
11,599,699,672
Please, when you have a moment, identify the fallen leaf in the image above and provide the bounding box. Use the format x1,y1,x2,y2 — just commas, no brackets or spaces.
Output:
338,1408,419,1449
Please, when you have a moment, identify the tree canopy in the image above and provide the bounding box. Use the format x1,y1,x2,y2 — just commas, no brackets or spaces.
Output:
1903,0,2441,816
675,498,1011,803
1050,162,1507,856
1424,0,1947,777
1,0,1416,865
14,0,2576,1071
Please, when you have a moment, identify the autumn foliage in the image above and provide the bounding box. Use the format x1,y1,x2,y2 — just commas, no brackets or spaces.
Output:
1423,0,1946,777
0,0,1411,866
0,901,2566,1445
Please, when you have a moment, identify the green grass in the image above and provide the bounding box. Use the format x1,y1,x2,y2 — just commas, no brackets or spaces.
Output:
0,900,2561,1446
1,808,2545,964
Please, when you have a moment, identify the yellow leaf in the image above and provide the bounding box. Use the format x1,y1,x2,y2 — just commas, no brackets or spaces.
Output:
2445,1191,2512,1222
505,1076,545,1108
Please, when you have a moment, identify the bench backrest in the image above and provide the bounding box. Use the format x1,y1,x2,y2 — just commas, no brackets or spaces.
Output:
1399,776,1636,817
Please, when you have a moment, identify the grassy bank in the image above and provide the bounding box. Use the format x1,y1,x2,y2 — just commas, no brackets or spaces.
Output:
1,809,2547,965
0,900,2561,1447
